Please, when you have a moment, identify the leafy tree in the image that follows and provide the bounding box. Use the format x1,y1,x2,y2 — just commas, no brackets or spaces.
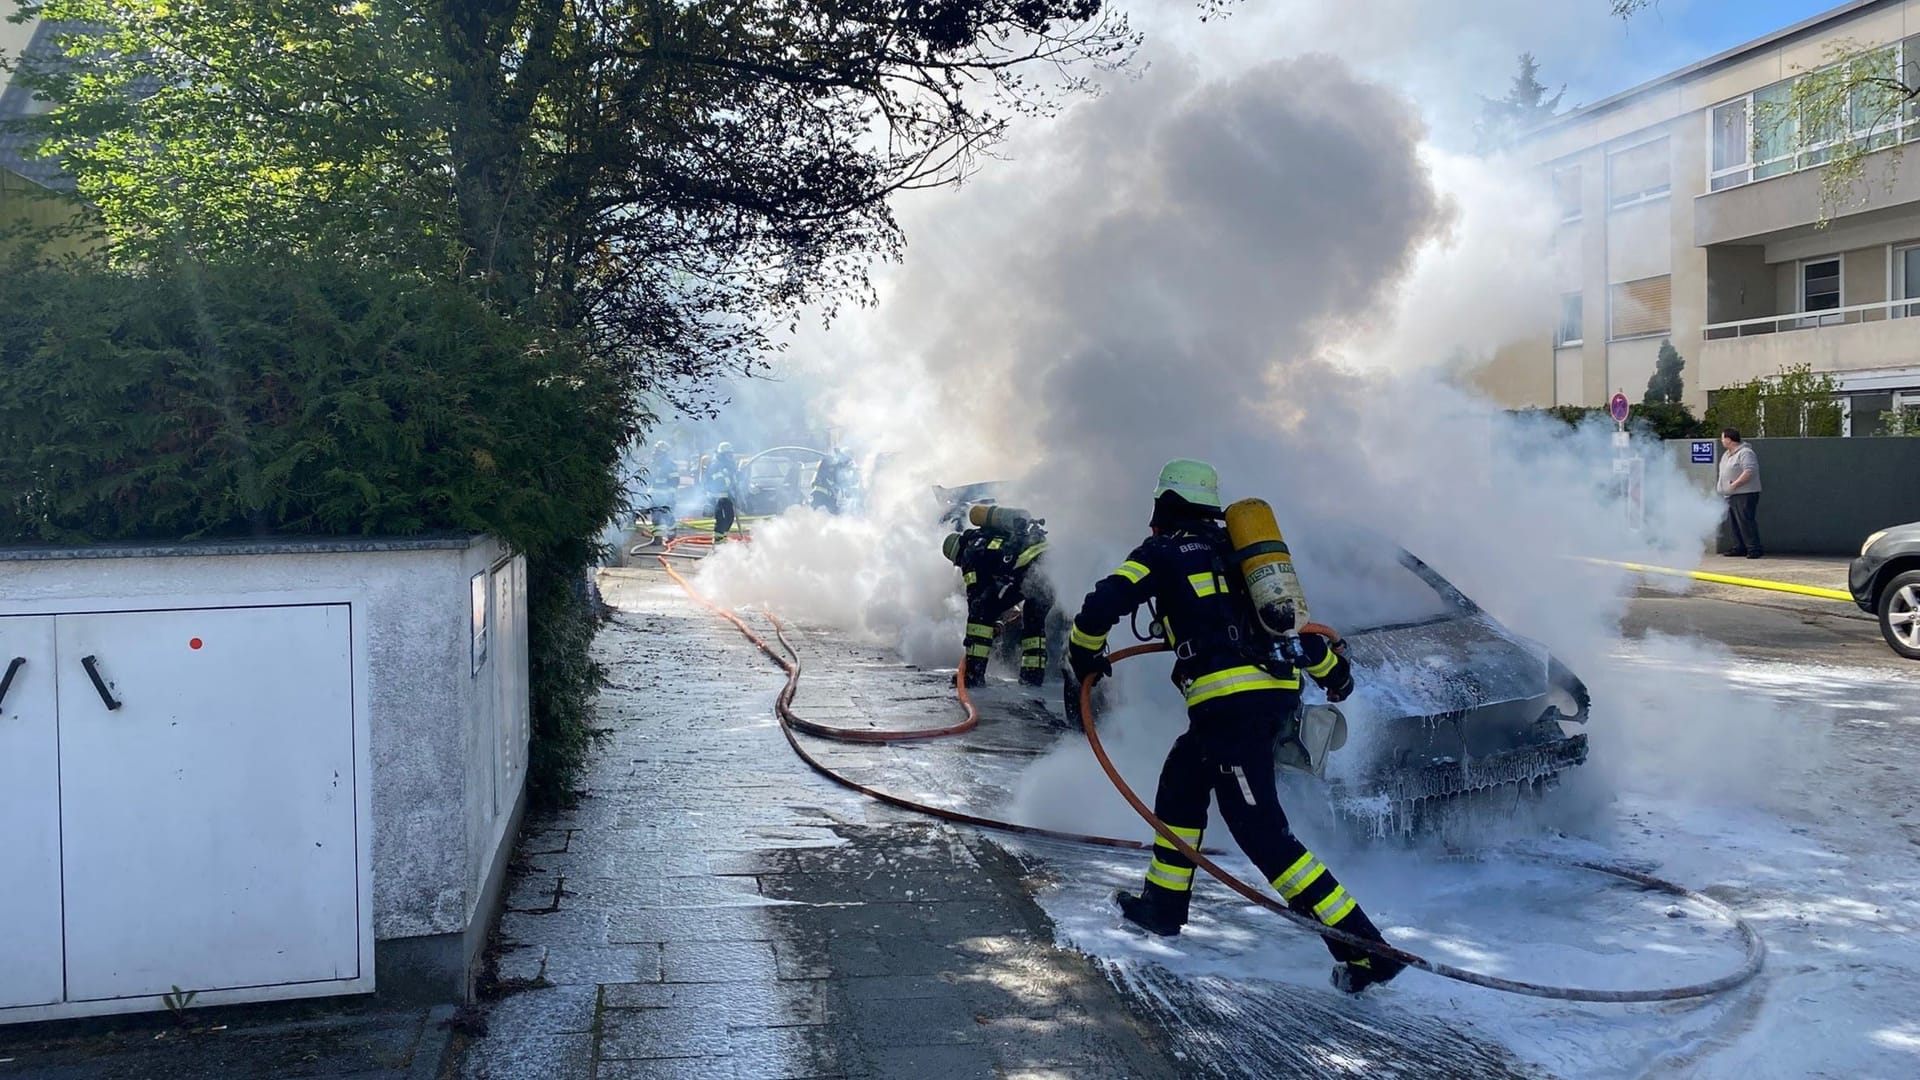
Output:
1644,338,1685,405
1477,53,1567,151
1705,363,1843,437
7,0,1141,405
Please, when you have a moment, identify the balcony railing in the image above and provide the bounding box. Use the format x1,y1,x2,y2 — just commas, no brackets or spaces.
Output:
1702,298,1920,340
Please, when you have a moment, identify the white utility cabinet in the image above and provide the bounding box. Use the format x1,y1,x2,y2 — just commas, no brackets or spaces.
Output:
0,535,528,1023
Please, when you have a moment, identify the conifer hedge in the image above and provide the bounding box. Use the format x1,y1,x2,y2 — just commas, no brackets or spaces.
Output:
0,253,636,806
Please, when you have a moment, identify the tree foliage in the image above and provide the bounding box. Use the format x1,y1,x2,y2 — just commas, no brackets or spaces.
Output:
1644,338,1685,405
1705,363,1843,438
0,253,636,802
8,0,1140,407
1477,53,1566,151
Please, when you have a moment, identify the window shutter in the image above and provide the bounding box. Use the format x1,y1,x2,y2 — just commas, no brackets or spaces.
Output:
1610,276,1671,339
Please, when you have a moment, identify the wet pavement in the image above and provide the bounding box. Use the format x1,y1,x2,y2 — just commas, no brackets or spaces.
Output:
453,567,1184,1079
0,999,453,1080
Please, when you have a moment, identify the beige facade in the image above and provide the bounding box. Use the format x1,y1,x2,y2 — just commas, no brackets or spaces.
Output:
1485,0,1920,434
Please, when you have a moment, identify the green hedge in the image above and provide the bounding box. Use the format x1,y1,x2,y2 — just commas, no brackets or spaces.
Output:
0,253,635,806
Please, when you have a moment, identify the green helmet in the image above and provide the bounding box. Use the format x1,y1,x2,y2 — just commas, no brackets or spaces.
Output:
942,532,964,564
1153,458,1222,510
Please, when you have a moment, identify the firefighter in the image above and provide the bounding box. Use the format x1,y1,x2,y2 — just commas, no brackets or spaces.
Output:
1066,459,1405,995
644,441,680,527
810,450,857,514
943,506,1051,689
705,442,742,542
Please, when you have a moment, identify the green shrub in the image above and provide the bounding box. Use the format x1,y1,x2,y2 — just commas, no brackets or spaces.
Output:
0,253,636,806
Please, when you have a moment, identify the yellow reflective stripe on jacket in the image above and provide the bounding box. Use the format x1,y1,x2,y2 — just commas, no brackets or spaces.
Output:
1146,858,1196,892
988,538,1004,550
1304,648,1340,678
1114,560,1150,584
1273,851,1328,900
963,571,978,586
966,623,995,638
1184,665,1299,706
1187,571,1219,597
1015,541,1047,568
1070,623,1106,650
1314,885,1357,927
1152,823,1204,852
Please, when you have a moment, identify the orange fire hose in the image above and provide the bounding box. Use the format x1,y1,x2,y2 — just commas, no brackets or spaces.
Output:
654,543,1765,1002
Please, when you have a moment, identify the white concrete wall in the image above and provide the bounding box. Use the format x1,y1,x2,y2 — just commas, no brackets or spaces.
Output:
0,537,527,943
1701,318,1920,387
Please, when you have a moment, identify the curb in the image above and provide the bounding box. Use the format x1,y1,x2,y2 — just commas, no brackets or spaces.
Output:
1580,557,1854,602
408,1005,458,1080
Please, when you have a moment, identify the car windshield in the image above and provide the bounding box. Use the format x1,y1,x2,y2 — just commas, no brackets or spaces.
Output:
1292,542,1463,633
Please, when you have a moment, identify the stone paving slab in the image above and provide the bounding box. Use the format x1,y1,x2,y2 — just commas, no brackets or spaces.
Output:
450,569,1182,1080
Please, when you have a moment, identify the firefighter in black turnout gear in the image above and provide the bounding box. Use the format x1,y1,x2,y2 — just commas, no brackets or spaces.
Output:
943,505,1052,689
1067,459,1406,995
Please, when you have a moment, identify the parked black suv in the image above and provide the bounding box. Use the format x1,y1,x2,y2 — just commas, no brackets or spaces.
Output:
1850,522,1920,660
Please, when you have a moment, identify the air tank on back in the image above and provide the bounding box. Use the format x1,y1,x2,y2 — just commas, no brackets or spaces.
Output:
1224,498,1310,637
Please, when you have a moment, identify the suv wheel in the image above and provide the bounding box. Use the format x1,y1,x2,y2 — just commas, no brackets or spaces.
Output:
1879,569,1920,660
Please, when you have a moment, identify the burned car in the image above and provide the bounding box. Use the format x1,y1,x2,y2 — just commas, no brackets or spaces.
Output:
1304,544,1590,832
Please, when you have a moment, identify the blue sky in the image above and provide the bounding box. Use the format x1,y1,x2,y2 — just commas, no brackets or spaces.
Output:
1561,0,1861,104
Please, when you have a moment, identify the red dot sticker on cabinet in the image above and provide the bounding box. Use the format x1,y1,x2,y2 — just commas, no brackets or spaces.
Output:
189,638,203,650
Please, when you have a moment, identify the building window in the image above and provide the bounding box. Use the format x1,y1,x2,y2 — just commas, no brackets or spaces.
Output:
1895,244,1920,316
1709,38,1920,192
1609,275,1671,339
1608,138,1670,209
1801,257,1841,312
1710,98,1750,189
1552,166,1582,222
1556,293,1583,346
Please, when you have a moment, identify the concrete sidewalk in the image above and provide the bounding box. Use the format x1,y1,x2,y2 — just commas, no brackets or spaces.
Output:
450,568,1182,1079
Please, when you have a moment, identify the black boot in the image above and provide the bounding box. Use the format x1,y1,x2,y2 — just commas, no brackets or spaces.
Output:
1330,955,1405,995
963,657,988,689
1019,667,1046,688
1115,891,1185,937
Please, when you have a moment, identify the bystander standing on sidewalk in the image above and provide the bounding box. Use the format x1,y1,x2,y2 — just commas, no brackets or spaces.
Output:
1718,428,1764,559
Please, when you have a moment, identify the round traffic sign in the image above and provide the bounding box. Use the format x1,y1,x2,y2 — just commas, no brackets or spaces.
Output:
1609,392,1631,424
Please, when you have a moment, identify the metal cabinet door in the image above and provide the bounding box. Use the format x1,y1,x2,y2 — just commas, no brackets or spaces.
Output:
56,605,360,1001
0,616,65,1009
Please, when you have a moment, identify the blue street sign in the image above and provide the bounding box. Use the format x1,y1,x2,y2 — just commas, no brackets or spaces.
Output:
1690,440,1715,464
1609,393,1631,425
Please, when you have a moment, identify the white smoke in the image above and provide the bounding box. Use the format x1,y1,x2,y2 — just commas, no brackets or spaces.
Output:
688,7,1822,843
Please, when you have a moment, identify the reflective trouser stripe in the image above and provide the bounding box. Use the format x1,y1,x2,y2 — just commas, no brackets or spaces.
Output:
1069,623,1106,650
1145,858,1195,892
1272,851,1327,900
1304,649,1340,678
1185,666,1299,706
967,623,995,638
1314,885,1357,927
966,645,992,658
1020,636,1045,650
1020,656,1046,668
1152,824,1203,852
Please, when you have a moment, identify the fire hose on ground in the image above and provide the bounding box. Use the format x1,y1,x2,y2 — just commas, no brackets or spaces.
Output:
653,539,1766,1004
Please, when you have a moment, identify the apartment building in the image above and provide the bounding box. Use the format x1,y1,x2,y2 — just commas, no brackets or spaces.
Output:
1482,0,1920,434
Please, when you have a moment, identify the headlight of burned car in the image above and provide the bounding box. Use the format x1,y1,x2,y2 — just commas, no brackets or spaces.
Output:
1863,530,1890,557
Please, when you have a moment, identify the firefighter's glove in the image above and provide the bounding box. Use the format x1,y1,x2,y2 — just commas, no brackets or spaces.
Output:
1069,644,1112,686
1323,670,1355,704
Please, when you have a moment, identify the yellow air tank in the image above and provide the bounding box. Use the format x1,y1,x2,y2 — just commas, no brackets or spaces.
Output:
1224,498,1310,636
968,504,1031,530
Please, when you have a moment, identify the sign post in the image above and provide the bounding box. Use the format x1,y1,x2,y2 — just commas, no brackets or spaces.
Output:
1609,390,1643,532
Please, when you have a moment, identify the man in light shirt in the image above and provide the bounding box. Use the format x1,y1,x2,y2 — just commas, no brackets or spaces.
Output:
1717,428,1763,560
